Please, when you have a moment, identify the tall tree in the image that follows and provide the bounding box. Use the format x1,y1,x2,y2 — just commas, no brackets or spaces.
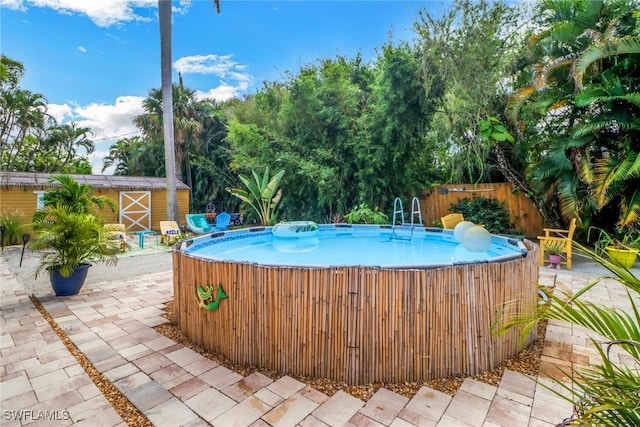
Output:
135,84,202,179
41,123,94,173
158,0,220,222
414,0,525,184
0,88,48,170
508,0,640,230
0,54,25,90
158,0,179,222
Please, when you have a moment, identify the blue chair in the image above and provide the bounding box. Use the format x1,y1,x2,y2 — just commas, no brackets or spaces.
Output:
185,214,213,234
215,212,231,231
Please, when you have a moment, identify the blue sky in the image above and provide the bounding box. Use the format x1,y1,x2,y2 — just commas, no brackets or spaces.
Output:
1,0,446,173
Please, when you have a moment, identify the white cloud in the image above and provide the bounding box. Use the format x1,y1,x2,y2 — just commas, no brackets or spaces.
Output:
2,0,157,27
174,54,237,76
46,103,74,123
3,0,252,173
195,85,239,102
175,54,254,101
0,0,25,10
48,96,145,174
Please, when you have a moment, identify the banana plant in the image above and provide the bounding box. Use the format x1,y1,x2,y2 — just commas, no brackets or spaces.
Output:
227,168,285,226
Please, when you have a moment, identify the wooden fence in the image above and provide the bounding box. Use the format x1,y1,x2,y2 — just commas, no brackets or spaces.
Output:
417,183,545,238
173,242,539,385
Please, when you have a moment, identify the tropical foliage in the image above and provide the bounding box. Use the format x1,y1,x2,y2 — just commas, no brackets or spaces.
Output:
344,204,389,225
0,57,94,174
494,243,640,425
0,209,27,246
40,174,117,214
5,3,640,422
227,168,285,226
30,175,119,278
448,196,513,233
4,0,639,237
507,0,640,233
30,205,118,278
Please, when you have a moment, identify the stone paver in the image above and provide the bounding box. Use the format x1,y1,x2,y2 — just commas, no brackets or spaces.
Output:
144,397,200,427
1,254,634,427
399,386,451,426
211,395,272,427
184,387,236,422
125,380,173,412
359,388,409,426
441,388,492,427
262,393,319,427
485,394,531,426
267,376,306,399
223,372,274,402
312,390,364,426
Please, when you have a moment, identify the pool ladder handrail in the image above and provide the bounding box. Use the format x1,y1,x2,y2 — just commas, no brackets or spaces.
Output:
392,197,423,240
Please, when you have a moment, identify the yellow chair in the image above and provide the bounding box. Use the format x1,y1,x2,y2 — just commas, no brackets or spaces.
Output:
105,223,127,252
159,221,181,245
441,213,465,229
538,218,577,270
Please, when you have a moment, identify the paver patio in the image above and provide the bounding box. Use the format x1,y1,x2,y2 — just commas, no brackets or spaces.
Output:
1,253,636,426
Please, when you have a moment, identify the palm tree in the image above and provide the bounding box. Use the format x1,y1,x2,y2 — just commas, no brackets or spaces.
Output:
102,136,140,175
41,174,117,214
135,85,203,184
0,54,24,89
0,88,48,170
507,0,639,231
42,123,94,173
158,0,220,222
572,36,640,228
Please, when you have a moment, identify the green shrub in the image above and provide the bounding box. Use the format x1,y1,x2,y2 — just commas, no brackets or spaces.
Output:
0,210,27,246
449,197,511,233
345,204,388,224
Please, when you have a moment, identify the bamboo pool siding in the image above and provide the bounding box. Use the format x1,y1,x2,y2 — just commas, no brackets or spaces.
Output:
173,242,539,385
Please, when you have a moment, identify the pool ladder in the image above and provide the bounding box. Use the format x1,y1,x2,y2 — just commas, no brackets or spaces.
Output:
391,197,423,240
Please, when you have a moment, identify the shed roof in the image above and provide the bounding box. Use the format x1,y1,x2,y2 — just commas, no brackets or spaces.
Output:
0,172,189,191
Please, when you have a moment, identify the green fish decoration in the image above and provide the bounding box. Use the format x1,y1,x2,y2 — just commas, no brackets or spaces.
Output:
195,284,228,311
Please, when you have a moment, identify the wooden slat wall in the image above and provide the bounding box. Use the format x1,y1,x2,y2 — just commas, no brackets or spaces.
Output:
0,187,189,232
418,183,544,238
173,241,540,385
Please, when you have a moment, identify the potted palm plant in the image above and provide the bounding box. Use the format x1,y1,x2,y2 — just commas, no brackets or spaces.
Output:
31,205,119,295
589,226,640,269
30,175,119,296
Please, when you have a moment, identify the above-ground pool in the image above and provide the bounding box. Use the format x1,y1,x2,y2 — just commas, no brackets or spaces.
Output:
182,224,527,268
173,224,539,385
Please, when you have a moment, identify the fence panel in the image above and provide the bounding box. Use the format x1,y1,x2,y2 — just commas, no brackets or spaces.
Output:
418,183,544,238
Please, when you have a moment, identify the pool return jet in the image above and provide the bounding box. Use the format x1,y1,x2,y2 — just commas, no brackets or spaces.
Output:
391,197,423,240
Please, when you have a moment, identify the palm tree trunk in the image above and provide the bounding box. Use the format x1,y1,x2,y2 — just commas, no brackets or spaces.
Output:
159,0,180,223
490,144,564,229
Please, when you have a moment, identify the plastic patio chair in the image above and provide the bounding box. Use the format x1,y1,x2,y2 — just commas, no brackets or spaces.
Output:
214,212,231,231
441,213,465,229
185,214,213,234
538,218,577,270
159,221,181,245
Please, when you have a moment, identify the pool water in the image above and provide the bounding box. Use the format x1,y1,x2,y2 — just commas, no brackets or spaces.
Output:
184,226,526,268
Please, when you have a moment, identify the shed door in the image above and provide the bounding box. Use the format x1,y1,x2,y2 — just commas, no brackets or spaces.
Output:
119,191,151,231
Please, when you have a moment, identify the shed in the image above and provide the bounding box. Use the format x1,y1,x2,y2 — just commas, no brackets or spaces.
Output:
0,172,190,232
